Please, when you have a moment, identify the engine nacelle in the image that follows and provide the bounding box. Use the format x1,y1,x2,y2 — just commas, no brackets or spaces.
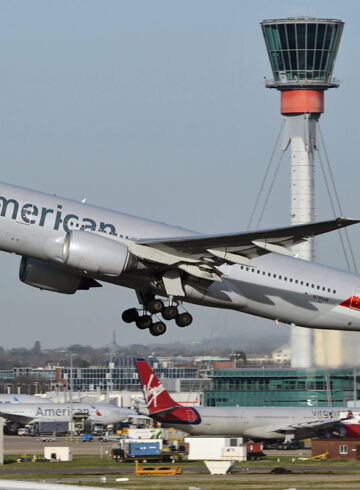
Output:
19,257,101,294
62,231,131,276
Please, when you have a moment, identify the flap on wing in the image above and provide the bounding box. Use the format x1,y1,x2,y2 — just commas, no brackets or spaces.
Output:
135,218,359,263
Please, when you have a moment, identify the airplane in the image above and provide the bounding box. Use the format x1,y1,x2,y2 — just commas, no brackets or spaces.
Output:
0,180,359,336
0,401,141,432
135,359,360,441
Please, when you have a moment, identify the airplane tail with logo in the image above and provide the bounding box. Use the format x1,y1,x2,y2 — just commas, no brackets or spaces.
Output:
135,359,181,415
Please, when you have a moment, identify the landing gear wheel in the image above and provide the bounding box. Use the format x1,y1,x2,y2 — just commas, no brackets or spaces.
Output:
136,315,153,330
150,321,167,336
176,312,193,327
122,308,139,323
147,299,165,314
162,305,179,321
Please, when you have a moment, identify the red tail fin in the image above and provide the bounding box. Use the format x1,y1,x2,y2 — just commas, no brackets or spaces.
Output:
135,359,181,414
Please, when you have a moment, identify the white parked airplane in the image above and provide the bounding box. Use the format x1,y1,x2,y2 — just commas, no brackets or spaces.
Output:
135,359,359,440
0,401,139,430
0,181,359,336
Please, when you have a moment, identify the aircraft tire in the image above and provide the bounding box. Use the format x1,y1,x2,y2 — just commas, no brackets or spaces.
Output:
147,299,165,314
136,315,152,330
122,308,139,323
176,312,193,327
162,305,179,321
150,321,167,336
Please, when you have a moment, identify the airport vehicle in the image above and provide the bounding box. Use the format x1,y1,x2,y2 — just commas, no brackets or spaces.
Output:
0,181,359,336
135,460,182,475
135,359,359,441
246,442,265,461
112,439,186,462
28,421,69,436
80,433,94,442
0,401,140,433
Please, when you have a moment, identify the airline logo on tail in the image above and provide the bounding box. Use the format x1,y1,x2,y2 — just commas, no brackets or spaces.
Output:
135,358,201,425
144,373,166,409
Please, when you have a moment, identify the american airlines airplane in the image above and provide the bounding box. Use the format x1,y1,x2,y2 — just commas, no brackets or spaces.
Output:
0,401,139,430
135,359,360,440
0,181,360,336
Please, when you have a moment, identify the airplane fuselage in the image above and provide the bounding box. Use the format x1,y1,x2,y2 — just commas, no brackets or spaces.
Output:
0,402,136,425
0,181,359,331
157,405,359,440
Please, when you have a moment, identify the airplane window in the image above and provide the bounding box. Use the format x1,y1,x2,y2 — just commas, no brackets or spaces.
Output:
317,285,320,290
322,287,325,291
263,271,266,275
300,281,303,285
311,284,314,288
246,267,249,271
268,273,271,277
279,275,282,279
252,268,255,272
333,290,336,294
295,279,298,284
328,288,331,292
257,270,260,274
273,274,276,278
306,282,309,287
241,266,244,269
290,278,293,282
284,277,287,281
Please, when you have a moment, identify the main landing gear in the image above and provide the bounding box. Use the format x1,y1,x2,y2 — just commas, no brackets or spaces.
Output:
122,298,193,337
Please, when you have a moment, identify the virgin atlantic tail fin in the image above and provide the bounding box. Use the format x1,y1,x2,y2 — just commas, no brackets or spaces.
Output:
135,359,181,415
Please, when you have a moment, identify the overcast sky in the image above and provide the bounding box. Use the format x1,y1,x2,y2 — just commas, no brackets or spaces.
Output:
0,0,359,349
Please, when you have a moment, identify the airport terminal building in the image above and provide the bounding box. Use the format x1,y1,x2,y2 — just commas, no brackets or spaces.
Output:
205,368,359,407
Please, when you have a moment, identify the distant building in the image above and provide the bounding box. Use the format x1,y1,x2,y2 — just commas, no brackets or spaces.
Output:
205,367,359,407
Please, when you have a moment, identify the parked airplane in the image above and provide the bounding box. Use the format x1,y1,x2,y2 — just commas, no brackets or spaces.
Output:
0,401,139,431
135,359,360,440
0,181,359,336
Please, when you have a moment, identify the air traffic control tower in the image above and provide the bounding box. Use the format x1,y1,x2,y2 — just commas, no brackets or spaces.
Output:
261,18,344,368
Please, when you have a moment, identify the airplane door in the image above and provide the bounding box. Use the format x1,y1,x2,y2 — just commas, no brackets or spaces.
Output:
350,288,360,310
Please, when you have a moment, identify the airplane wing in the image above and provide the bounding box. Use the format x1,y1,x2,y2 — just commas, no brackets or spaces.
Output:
0,410,33,425
263,416,349,437
129,218,360,284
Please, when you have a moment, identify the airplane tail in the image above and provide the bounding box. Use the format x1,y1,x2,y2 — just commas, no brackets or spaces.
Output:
135,359,181,415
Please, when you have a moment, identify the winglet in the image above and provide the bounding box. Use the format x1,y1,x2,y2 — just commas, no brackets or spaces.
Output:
135,359,181,415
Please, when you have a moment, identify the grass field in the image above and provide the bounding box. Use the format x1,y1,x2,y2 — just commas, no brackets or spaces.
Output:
1,454,360,489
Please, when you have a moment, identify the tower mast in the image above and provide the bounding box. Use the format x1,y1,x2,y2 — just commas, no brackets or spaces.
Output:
261,18,344,367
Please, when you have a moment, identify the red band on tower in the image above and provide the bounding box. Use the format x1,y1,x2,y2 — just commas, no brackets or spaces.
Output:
281,90,324,114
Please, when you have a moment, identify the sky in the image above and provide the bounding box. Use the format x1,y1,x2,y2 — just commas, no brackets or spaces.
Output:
0,0,359,348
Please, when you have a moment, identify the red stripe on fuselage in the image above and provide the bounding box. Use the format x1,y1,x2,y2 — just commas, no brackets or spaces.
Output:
340,296,360,310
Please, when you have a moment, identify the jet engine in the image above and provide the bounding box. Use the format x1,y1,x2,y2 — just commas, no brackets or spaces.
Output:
62,231,133,276
19,257,101,294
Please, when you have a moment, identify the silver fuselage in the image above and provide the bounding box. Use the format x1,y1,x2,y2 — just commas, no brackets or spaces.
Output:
165,406,354,440
0,402,135,425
